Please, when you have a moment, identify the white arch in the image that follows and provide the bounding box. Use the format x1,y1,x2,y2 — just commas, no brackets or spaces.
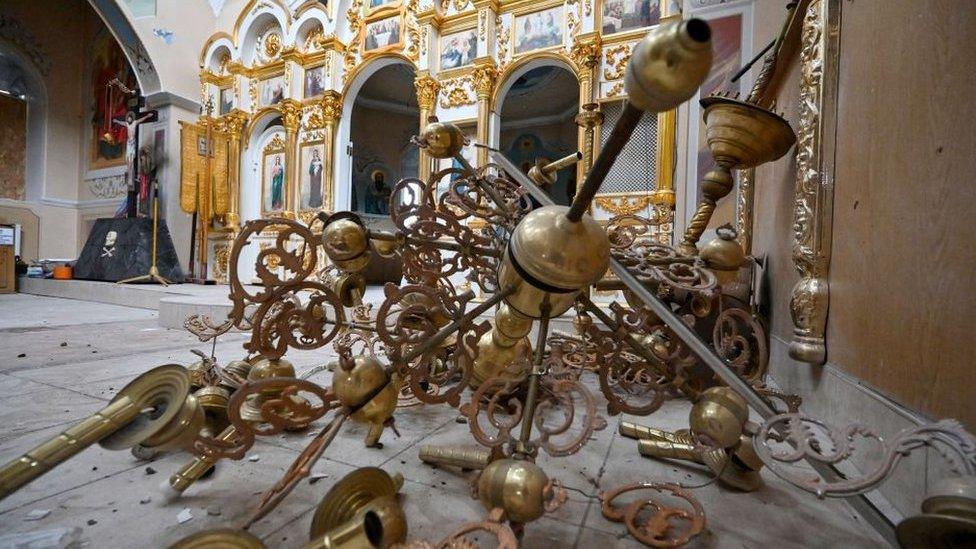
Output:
290,9,332,48
489,57,577,150
88,0,162,94
333,56,415,212
203,37,239,70
0,39,47,203
239,8,291,66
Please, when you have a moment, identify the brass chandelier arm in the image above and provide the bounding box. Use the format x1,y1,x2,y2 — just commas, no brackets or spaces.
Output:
367,229,502,258
492,112,898,548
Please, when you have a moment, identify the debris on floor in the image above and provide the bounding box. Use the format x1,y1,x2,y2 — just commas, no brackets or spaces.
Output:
177,508,193,524
24,509,50,521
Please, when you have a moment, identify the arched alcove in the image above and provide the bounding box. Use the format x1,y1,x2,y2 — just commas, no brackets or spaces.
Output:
0,42,47,203
494,62,579,205
334,55,417,212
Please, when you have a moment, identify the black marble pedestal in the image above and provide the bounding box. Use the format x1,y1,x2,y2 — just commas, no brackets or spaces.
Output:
74,218,184,283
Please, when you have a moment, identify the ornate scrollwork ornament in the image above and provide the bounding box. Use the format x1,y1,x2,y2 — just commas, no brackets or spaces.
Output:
753,414,976,498
600,483,706,548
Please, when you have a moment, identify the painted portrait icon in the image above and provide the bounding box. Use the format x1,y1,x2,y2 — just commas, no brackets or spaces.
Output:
440,29,478,70
263,152,286,212
602,0,660,35
515,7,564,54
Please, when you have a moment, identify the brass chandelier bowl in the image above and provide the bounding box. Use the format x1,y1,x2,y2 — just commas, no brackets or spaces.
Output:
700,96,796,169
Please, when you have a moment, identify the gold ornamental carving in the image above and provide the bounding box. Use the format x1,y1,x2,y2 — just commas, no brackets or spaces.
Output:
571,39,600,72
735,168,755,254
603,43,633,81
343,0,365,84
478,10,488,41
495,15,510,67
472,64,497,99
594,195,653,216
605,81,624,98
303,26,324,52
415,75,440,111
212,244,230,284
263,133,286,153
264,32,282,57
280,100,303,132
441,0,471,11
789,0,839,365
439,76,475,108
304,104,326,130
404,0,422,62
322,92,343,121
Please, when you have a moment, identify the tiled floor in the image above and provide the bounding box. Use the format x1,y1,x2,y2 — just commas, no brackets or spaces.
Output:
0,293,885,547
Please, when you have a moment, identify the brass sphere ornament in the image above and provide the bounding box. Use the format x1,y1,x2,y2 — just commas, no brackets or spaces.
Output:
332,354,391,409
700,224,746,285
498,205,610,318
322,216,370,273
477,458,552,524
689,386,749,449
625,18,713,113
416,119,466,159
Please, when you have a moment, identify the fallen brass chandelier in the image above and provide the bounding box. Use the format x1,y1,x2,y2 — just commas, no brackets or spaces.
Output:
2,17,975,549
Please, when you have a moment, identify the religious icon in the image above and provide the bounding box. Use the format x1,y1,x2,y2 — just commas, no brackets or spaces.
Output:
601,0,660,35
300,142,325,210
263,152,286,213
113,111,155,191
440,29,478,70
260,76,286,107
364,170,390,215
363,17,401,52
368,0,395,8
90,28,137,169
304,66,325,98
219,88,234,115
514,7,564,54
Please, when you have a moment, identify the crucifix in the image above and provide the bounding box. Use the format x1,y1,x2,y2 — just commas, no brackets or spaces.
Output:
109,79,157,218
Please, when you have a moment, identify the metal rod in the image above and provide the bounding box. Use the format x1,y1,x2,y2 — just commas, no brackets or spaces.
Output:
731,38,776,83
542,151,583,175
566,102,644,222
368,230,501,258
518,298,551,446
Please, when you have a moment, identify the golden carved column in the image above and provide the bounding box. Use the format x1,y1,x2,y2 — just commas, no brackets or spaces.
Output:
321,91,343,212
414,73,440,181
653,107,677,243
221,110,249,231
789,0,840,365
280,99,302,219
472,59,498,168
571,34,601,184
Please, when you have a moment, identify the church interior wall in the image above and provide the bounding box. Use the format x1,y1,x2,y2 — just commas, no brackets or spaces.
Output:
747,0,976,517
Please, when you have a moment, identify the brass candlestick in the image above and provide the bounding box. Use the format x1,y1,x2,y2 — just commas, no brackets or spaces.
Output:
118,181,172,286
678,95,796,255
309,467,407,549
0,365,200,500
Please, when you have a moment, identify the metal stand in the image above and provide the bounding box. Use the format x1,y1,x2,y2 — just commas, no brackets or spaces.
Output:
118,182,171,286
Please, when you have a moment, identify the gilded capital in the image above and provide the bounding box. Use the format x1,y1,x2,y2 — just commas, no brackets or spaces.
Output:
472,62,498,99
322,91,343,122
280,99,303,132
414,74,440,111
571,34,602,73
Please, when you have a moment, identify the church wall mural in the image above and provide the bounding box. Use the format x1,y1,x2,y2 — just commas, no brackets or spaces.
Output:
193,0,701,281
90,27,138,171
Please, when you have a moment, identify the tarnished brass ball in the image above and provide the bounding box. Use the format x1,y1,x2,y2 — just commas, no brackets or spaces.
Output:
332,355,390,408
418,120,465,159
477,458,551,523
469,331,532,388
640,330,672,361
493,303,533,346
323,218,370,272
224,359,253,381
624,19,713,113
700,225,746,284
690,386,749,449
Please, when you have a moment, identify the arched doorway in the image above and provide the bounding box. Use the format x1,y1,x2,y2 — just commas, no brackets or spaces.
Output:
495,64,579,206
346,63,419,217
